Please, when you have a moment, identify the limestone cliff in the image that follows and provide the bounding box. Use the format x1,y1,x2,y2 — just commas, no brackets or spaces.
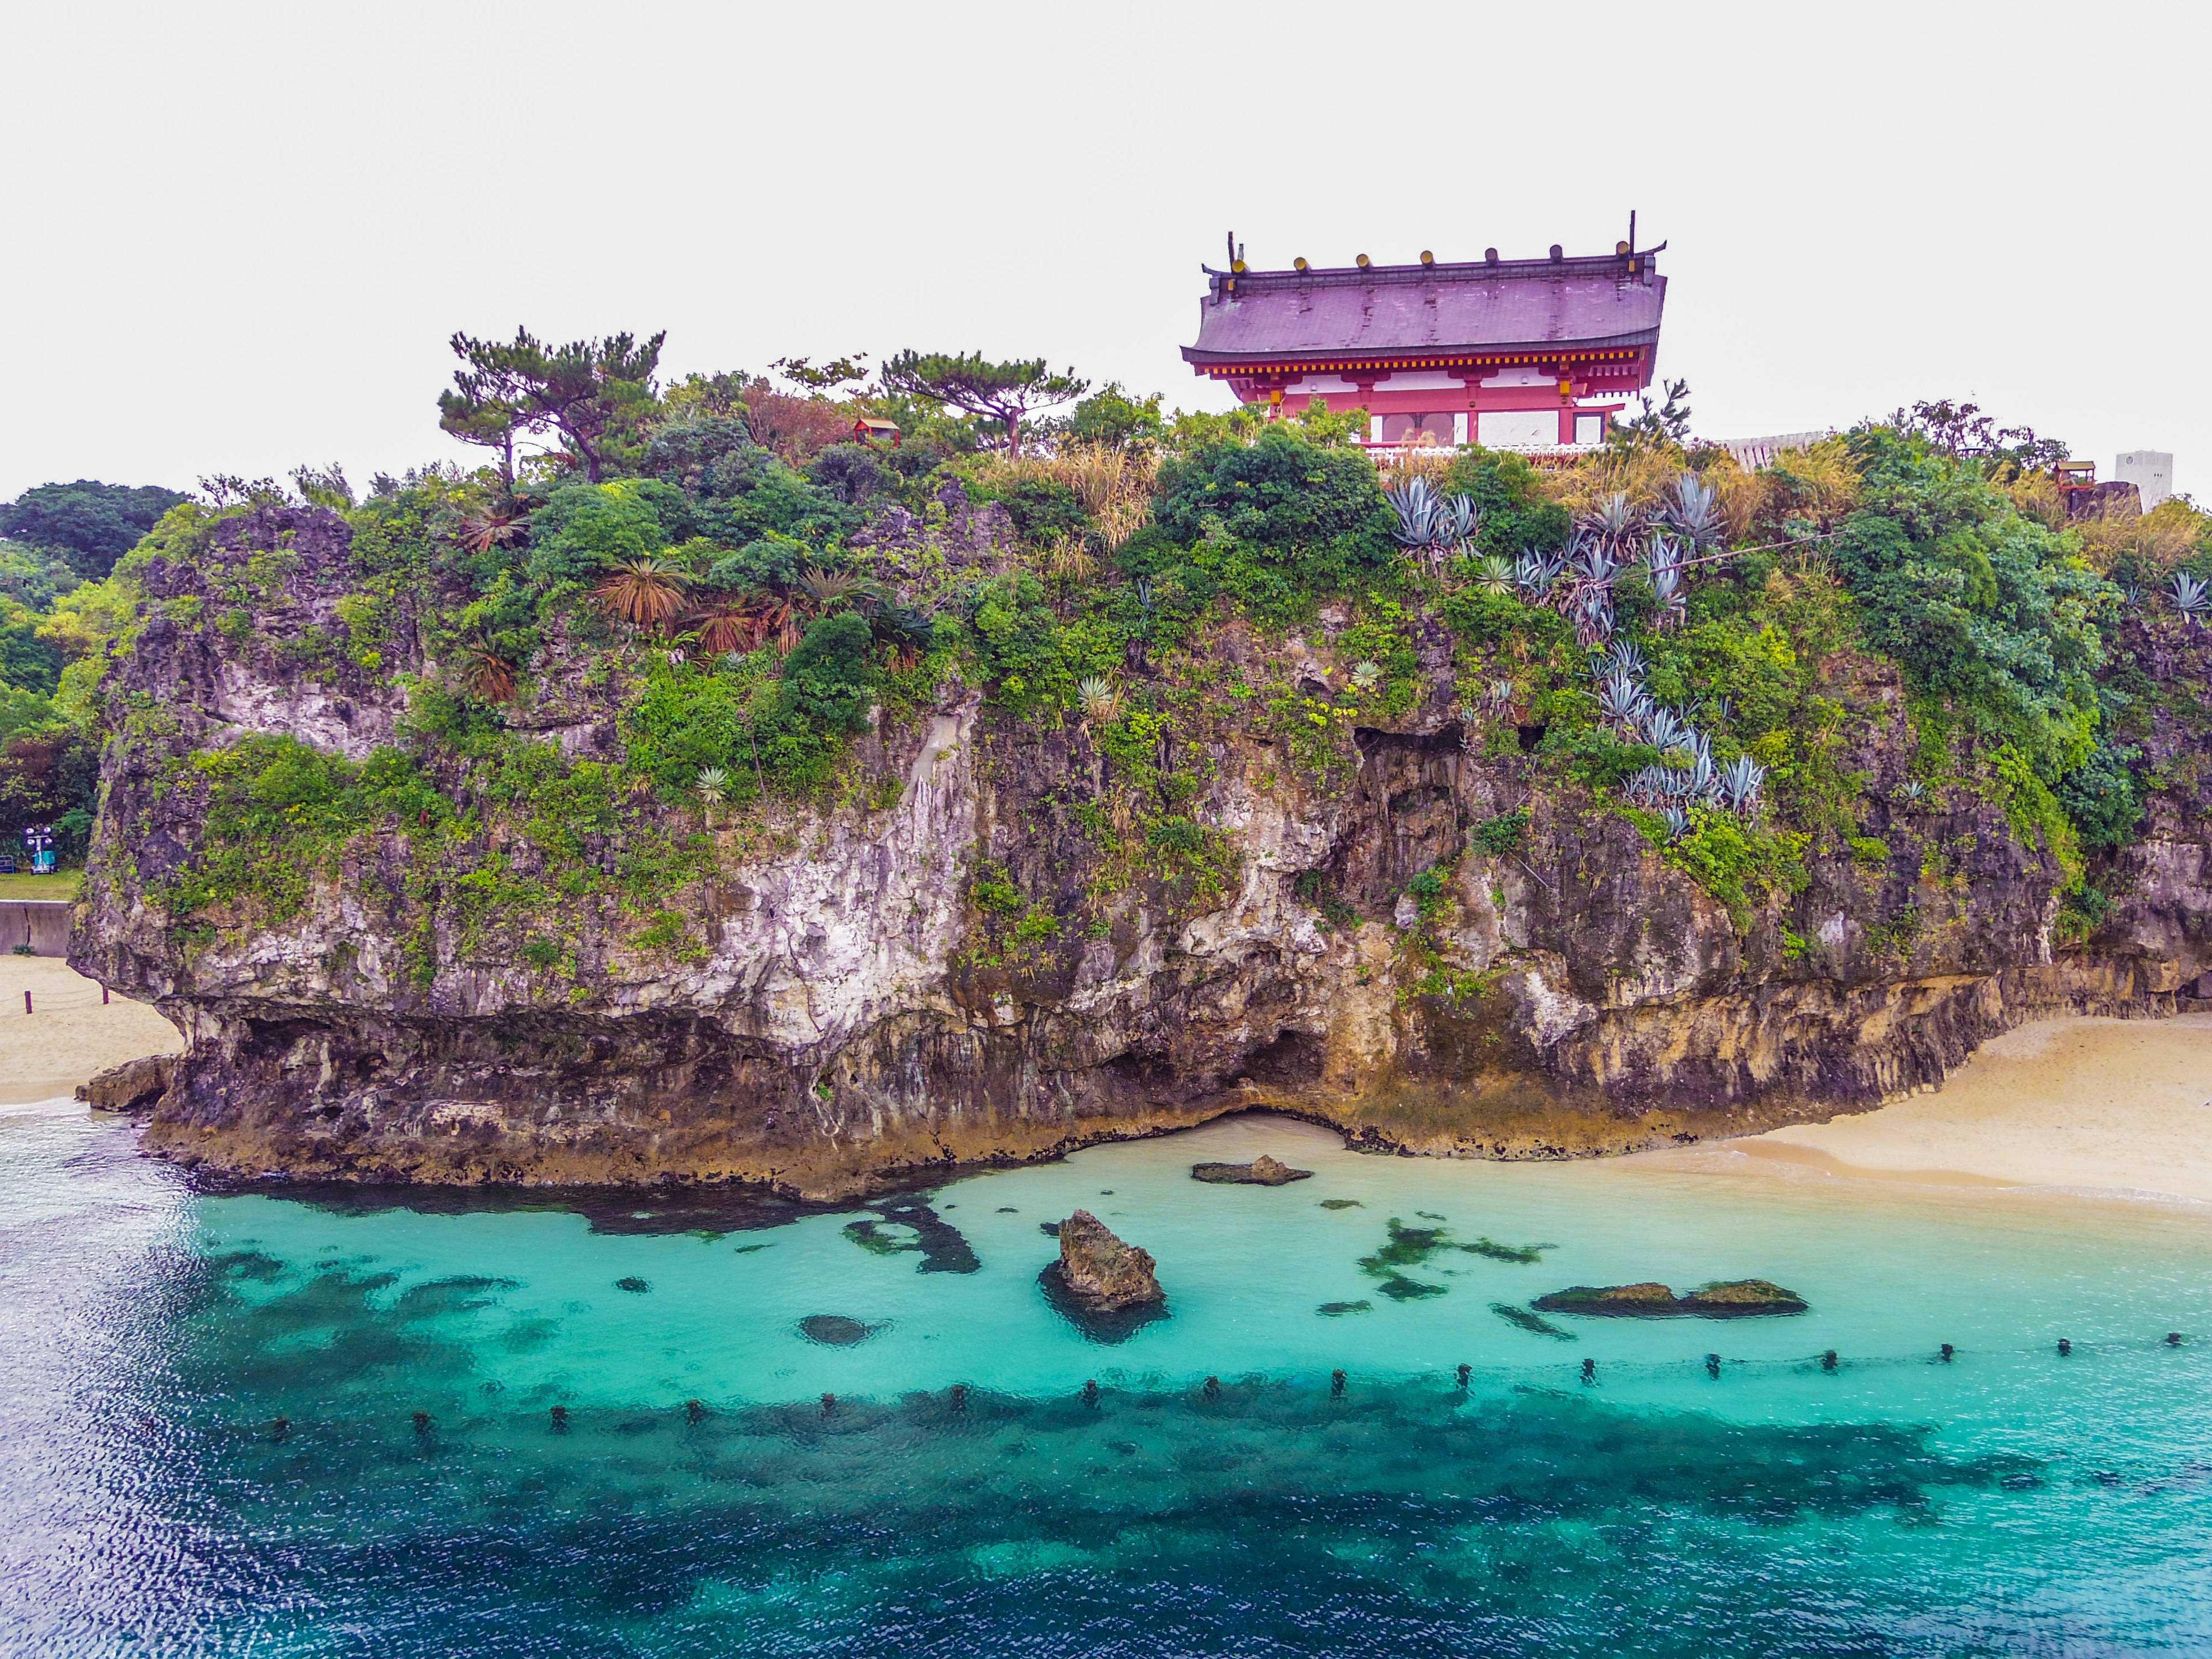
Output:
72,502,2212,1199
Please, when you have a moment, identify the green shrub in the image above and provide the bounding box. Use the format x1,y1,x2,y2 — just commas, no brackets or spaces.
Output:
1471,808,1529,856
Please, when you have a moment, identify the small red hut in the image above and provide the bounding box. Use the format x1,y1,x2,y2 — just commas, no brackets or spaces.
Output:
1182,240,1665,450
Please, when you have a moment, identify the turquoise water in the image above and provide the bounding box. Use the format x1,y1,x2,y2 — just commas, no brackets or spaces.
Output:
7,1103,2212,1655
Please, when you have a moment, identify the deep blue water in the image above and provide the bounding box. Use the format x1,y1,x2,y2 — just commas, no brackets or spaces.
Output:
7,1104,2212,1656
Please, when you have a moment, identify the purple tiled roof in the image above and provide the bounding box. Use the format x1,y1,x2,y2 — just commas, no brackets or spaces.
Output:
1183,252,1665,366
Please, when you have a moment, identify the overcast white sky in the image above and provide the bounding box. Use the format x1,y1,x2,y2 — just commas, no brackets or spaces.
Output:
4,1,2205,502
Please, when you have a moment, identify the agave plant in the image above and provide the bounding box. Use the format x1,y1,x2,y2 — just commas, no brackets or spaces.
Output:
1896,779,1926,804
1639,706,1687,753
1703,694,1734,728
1599,672,1649,729
1601,638,1648,679
1516,550,1564,596
1646,541,1687,628
694,766,730,809
1573,586,1614,647
1567,535,1619,587
1624,764,1670,806
1350,660,1383,692
1077,675,1119,722
1719,756,1767,812
1582,491,1639,555
593,556,690,631
1660,805,1692,842
1484,677,1516,714
2172,570,2210,624
1385,478,1443,548
1474,554,1516,596
1660,474,1725,550
1438,493,1479,548
1684,751,1719,802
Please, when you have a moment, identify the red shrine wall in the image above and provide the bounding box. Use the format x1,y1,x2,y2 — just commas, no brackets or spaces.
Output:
1212,359,1645,446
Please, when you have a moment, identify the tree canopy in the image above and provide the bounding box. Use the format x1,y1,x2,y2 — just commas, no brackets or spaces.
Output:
440,329,667,484
878,351,1087,456
0,480,190,577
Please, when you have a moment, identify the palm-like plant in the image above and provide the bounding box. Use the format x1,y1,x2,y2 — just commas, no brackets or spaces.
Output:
1350,661,1383,693
456,506,528,555
2171,570,2210,624
1474,554,1516,595
687,599,770,657
1077,675,1119,722
594,557,690,631
694,766,729,809
800,566,863,611
457,634,517,703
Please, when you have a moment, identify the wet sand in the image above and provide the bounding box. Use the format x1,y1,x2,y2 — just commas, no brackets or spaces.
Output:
0,959,180,1105
1660,1013,2212,1203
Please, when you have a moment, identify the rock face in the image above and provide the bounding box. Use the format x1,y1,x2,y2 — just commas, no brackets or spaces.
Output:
1533,1279,1809,1318
75,1055,176,1113
1043,1210,1164,1310
64,506,2212,1197
1192,1153,1314,1185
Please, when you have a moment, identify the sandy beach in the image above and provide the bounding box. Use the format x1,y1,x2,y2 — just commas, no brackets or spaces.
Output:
1657,1013,2212,1203
0,959,181,1105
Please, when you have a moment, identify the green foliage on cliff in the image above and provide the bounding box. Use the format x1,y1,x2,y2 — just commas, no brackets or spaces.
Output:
58,321,2212,984
159,736,451,925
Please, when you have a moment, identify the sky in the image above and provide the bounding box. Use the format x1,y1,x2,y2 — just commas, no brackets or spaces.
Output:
4,0,2206,502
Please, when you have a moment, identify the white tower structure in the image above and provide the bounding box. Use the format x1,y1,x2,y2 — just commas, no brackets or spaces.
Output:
2115,451,2173,512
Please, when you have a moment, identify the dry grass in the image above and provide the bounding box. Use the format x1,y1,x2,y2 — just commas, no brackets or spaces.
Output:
969,443,1160,551
2066,495,2209,574
1374,446,1455,494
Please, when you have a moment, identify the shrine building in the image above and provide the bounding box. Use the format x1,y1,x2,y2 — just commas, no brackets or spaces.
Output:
1181,237,1665,450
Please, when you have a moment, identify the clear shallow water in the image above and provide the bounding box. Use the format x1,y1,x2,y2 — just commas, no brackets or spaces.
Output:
7,1105,2212,1656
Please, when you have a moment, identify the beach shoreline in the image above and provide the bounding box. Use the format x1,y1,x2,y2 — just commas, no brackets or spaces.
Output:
1643,1012,2212,1205
0,959,181,1106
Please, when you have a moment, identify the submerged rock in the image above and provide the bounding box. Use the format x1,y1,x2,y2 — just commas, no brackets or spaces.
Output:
1533,1279,1809,1318
841,1198,980,1274
798,1315,877,1346
1491,1302,1577,1340
1192,1153,1314,1186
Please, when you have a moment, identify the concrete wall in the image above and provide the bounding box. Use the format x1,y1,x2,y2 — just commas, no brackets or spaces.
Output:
0,902,72,957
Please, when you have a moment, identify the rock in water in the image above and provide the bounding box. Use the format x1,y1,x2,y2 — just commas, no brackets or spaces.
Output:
1191,1153,1315,1185
1045,1210,1163,1310
1532,1279,1808,1318
75,1054,176,1113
